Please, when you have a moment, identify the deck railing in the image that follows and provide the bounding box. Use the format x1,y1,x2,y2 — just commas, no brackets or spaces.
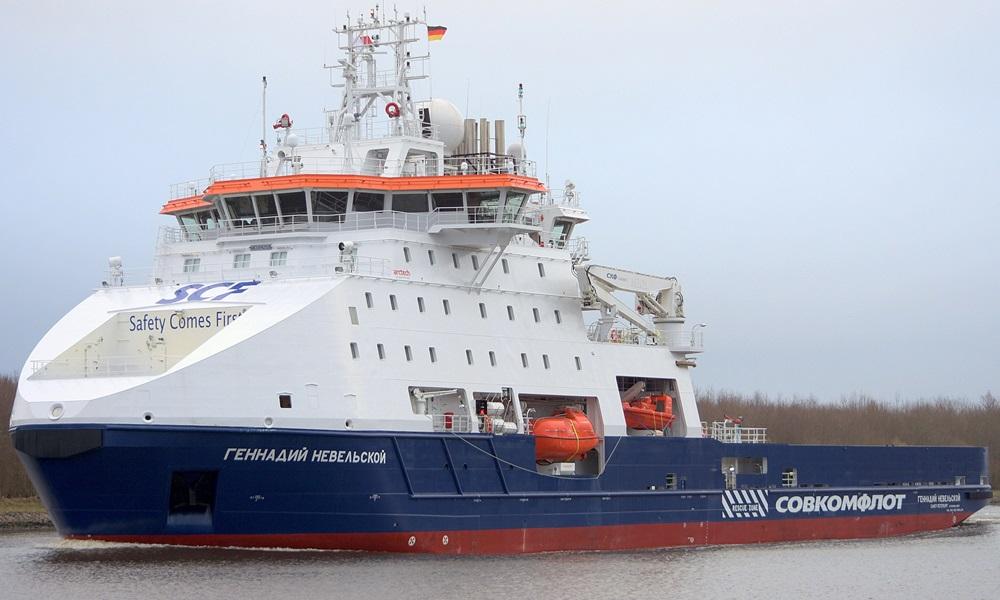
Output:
585,325,705,351
169,155,537,200
702,421,768,444
30,354,182,379
161,206,540,243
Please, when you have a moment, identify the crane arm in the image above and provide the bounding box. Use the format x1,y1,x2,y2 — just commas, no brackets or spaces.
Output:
575,264,685,341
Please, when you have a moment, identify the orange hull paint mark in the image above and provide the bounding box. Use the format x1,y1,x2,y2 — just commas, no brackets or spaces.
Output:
160,195,210,215
203,173,547,196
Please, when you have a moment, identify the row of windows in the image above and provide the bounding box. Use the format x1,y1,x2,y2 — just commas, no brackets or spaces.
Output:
181,251,288,273
182,250,550,277
350,342,583,370
185,248,551,277
359,293,563,324
179,189,537,234
406,247,546,278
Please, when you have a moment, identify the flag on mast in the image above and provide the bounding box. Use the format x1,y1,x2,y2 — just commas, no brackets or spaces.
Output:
427,25,447,41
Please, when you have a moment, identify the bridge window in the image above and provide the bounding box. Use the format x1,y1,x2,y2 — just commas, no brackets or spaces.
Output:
353,192,384,212
350,342,359,359
392,192,428,213
427,249,436,265
389,294,398,310
255,193,278,224
507,305,515,321
550,220,573,248
404,345,413,361
504,191,526,220
443,299,451,315
466,349,474,365
403,246,412,262
466,190,500,223
377,343,386,360
502,258,510,274
575,356,582,370
277,191,308,222
452,253,460,269
432,192,463,211
471,255,480,270
429,347,437,363
270,251,287,267
533,308,540,323
554,309,562,324
417,297,425,312
233,253,250,269
521,353,529,368
225,196,256,224
195,210,220,230
313,191,348,223
479,303,487,318
489,351,497,367
537,263,546,277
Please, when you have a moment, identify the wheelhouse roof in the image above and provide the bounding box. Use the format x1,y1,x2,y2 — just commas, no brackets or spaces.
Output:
160,173,546,215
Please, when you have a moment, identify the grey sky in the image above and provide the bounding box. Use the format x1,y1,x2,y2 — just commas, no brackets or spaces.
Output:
2,1,997,401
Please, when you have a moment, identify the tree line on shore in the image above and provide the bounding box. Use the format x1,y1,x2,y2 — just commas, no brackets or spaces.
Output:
698,389,1000,486
0,374,996,498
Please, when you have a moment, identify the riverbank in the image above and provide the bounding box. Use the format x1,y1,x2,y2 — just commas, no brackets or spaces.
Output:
0,497,52,530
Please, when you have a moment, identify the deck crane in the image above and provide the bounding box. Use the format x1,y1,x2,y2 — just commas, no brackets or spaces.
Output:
574,264,687,346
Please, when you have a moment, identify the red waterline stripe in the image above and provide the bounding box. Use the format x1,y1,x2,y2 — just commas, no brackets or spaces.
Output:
70,512,972,555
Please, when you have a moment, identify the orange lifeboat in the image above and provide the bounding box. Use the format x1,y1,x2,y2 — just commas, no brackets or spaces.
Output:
532,407,600,463
622,394,675,430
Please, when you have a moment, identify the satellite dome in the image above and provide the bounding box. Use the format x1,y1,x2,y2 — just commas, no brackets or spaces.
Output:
506,141,525,159
416,98,464,153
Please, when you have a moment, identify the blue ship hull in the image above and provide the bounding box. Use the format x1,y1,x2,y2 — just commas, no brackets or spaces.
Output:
11,424,992,553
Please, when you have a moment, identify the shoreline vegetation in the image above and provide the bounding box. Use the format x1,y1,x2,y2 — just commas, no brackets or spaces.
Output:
1,376,997,529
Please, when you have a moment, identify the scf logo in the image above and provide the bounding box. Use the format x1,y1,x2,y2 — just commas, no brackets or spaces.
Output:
156,280,260,305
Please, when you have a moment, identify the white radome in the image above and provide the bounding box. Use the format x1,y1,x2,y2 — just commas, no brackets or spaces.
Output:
417,98,464,152
506,141,524,159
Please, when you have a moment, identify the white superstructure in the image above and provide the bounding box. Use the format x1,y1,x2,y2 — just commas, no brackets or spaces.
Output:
12,10,706,459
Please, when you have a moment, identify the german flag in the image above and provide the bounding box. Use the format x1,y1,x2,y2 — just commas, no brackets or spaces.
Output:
427,25,447,41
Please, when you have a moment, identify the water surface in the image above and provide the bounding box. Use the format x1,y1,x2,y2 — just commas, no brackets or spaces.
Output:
3,507,999,599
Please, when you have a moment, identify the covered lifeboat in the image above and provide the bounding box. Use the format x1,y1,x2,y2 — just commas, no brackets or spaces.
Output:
532,407,600,463
622,394,675,431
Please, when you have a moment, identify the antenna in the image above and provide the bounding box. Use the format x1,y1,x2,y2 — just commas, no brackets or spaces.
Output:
517,83,526,162
545,97,551,199
260,75,268,177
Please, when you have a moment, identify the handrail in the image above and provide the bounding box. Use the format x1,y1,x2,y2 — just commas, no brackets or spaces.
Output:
161,206,538,243
169,155,538,200
101,253,390,288
702,421,768,444
585,324,705,351
30,354,185,379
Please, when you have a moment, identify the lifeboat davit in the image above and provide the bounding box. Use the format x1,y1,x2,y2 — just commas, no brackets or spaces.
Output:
532,407,600,463
622,394,675,430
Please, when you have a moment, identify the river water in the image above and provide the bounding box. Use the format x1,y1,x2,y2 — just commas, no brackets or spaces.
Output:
3,507,999,599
